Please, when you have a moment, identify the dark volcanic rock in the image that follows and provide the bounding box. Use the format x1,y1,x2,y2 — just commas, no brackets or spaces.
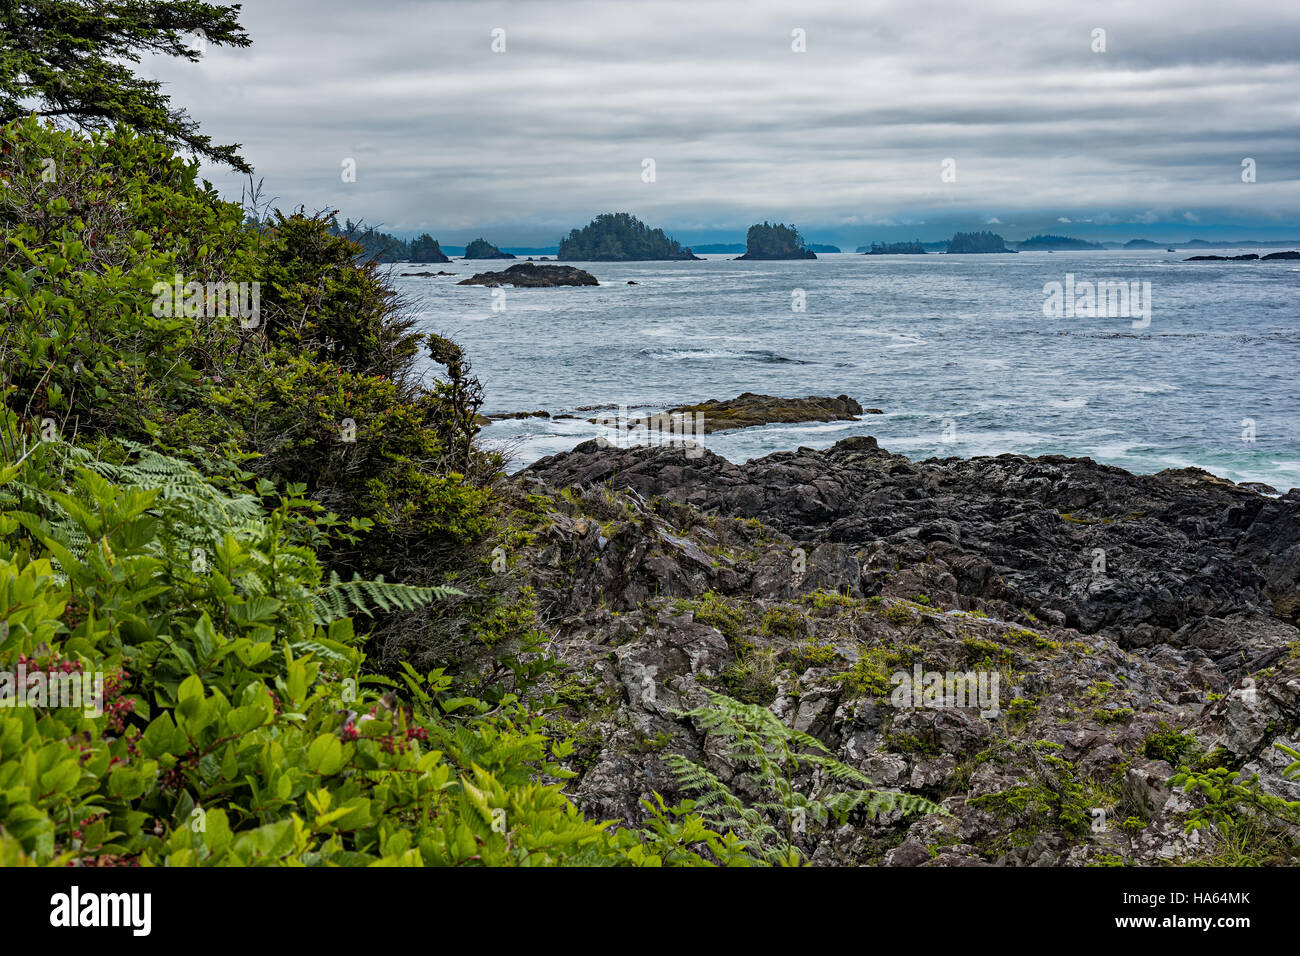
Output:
485,410,551,421
509,435,1300,866
458,263,598,287
527,436,1298,647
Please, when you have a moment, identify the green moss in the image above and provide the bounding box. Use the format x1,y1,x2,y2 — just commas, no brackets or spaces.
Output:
1142,722,1197,765
886,732,940,757
884,602,918,627
679,591,748,645
966,743,1093,852
718,647,780,705
760,605,807,640
799,589,855,610
961,635,1013,666
834,648,894,699
630,729,674,754
1092,706,1134,724
1007,697,1039,723
785,641,839,669
1084,681,1115,702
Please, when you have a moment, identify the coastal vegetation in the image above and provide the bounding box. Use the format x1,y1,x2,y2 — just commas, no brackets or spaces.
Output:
324,222,449,263
0,114,754,866
0,112,932,866
0,0,252,170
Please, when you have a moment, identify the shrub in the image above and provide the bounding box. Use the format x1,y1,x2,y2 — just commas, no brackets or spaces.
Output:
0,435,738,866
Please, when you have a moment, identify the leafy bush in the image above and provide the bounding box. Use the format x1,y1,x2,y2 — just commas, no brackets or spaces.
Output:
0,434,744,865
0,117,526,687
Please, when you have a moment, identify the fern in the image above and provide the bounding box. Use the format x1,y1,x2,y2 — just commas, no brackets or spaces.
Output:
0,439,264,572
309,571,462,625
2,435,460,626
667,689,948,865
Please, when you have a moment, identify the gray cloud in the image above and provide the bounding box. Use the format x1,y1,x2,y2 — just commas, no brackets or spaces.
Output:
141,0,1300,243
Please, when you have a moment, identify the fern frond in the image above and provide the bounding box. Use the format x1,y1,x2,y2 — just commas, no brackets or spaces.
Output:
309,571,462,624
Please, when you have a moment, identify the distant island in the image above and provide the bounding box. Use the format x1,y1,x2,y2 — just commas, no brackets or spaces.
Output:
946,231,1015,254
464,238,516,259
689,241,839,254
735,222,817,260
1186,251,1300,261
410,233,452,263
862,240,926,255
328,214,1300,264
557,213,699,261
328,217,411,262
1015,234,1105,251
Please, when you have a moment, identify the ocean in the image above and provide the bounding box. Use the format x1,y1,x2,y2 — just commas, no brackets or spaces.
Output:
396,250,1300,490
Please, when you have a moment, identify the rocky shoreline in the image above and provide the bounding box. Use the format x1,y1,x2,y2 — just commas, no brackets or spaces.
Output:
505,435,1300,865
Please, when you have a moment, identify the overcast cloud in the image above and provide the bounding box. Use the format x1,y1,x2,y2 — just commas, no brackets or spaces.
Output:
141,0,1300,245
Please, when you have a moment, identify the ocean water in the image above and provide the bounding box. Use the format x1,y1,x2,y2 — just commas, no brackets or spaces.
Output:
396,250,1300,490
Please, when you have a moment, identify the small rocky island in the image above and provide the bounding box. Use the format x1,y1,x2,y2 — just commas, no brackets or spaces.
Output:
410,234,452,263
946,231,1016,254
458,263,599,287
735,222,817,260
590,393,867,433
1186,251,1300,261
557,212,699,261
463,238,516,259
1015,234,1105,251
864,241,927,255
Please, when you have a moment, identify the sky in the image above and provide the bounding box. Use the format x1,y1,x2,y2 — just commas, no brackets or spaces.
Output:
141,0,1300,248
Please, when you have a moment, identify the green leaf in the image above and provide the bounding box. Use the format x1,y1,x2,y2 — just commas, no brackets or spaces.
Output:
307,733,343,776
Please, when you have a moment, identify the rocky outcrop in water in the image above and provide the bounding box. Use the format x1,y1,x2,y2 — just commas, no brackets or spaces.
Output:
464,238,516,259
506,436,1300,865
458,263,599,287
947,231,1015,254
1186,251,1300,261
735,222,817,260
590,393,865,434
